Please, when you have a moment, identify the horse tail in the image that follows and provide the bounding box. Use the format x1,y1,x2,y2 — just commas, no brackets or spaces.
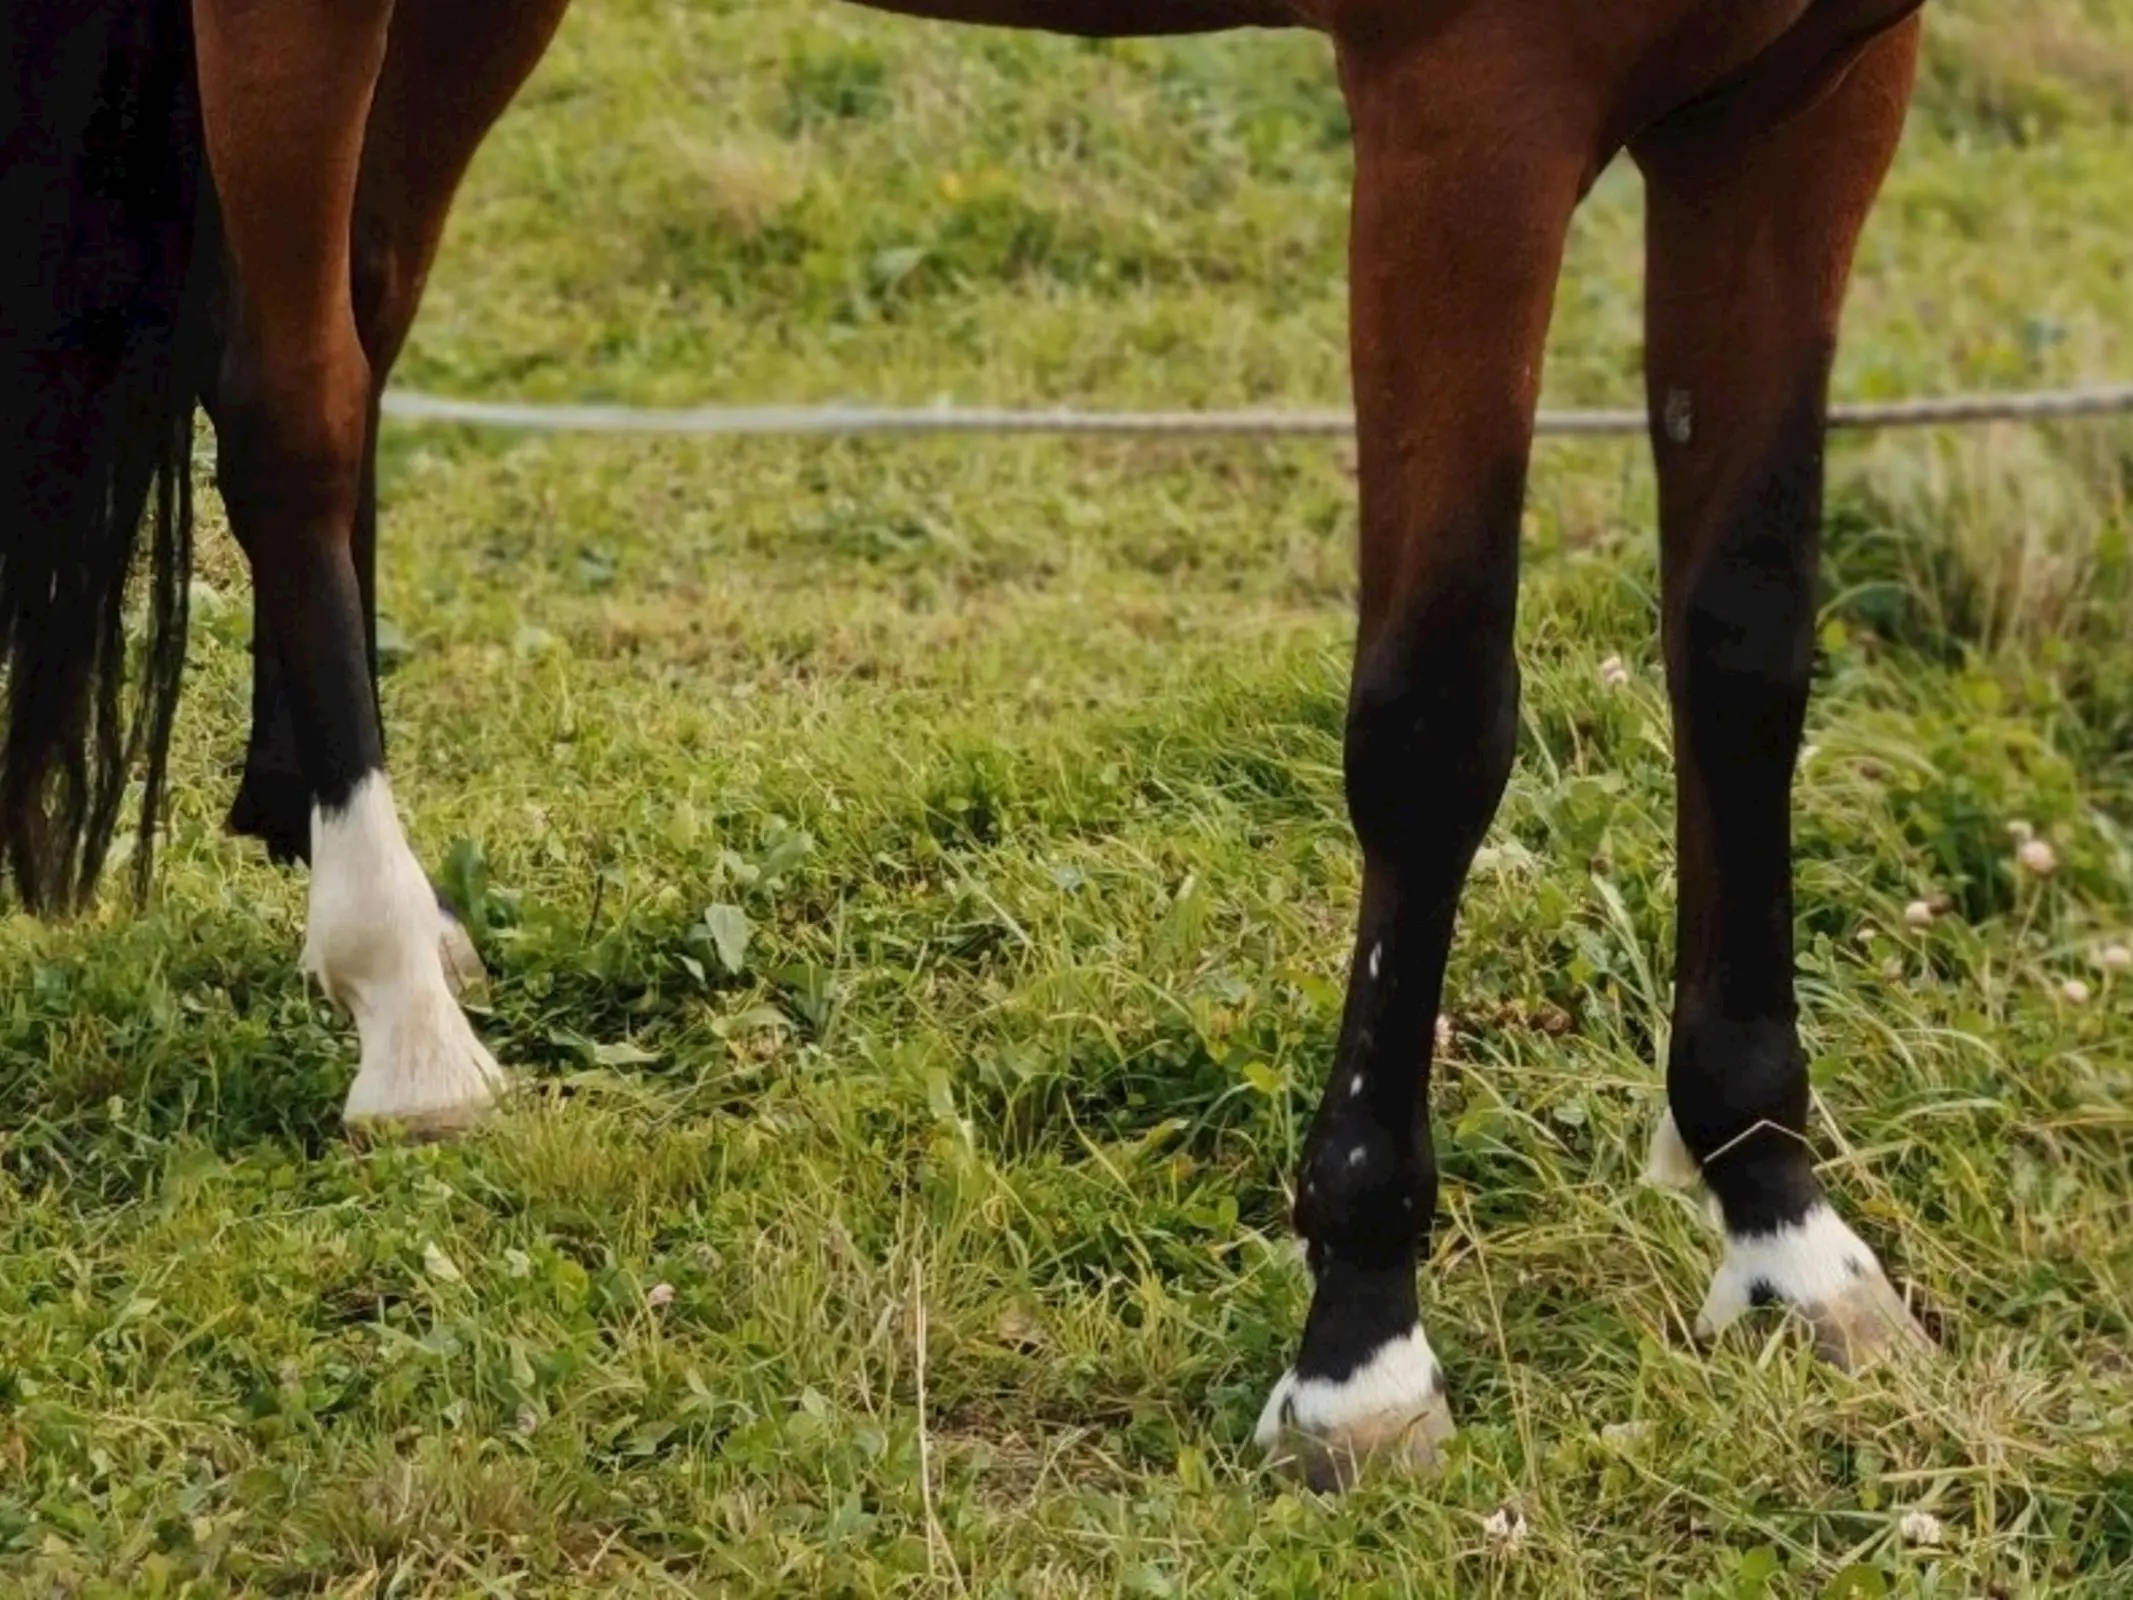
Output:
0,0,216,912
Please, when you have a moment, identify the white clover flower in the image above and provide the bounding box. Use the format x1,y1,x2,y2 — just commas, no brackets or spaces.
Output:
1482,1505,1529,1550
1898,1509,1948,1548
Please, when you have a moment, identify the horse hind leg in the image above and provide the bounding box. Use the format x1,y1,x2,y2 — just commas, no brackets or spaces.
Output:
196,0,502,1135
223,0,572,1001
1633,15,1929,1370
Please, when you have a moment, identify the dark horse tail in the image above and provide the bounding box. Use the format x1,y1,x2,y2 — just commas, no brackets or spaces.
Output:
0,0,214,911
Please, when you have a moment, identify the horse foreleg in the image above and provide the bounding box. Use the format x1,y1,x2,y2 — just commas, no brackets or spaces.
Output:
198,0,505,1137
1253,23,1593,1490
1634,16,1929,1369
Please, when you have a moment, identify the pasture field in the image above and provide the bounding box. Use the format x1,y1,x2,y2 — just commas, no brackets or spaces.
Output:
3,1,2130,1593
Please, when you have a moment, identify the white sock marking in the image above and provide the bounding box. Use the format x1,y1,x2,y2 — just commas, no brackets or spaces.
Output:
1367,943,1382,980
1254,1324,1444,1451
1646,1115,1914,1359
1647,1111,1897,1336
306,773,503,1125
1697,1203,1882,1336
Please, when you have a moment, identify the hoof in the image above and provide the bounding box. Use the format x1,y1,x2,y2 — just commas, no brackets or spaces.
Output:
1648,1112,1930,1371
344,1092,498,1146
1691,1202,1930,1371
337,970,507,1140
1257,1387,1455,1492
1790,1259,1932,1372
341,1006,507,1143
1254,1326,1455,1492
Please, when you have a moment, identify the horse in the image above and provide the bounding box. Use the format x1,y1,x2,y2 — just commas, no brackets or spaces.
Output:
2,0,1933,1491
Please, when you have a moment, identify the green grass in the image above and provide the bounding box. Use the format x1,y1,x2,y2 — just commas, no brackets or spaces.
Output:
5,2,2132,1593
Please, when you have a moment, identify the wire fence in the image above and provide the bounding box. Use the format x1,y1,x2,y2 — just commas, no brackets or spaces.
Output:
379,381,2133,440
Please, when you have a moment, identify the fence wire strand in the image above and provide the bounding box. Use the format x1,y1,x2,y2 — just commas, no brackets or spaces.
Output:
379,382,2133,440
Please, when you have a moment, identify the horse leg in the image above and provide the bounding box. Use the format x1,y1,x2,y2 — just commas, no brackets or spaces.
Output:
1254,29,1592,1489
225,0,572,996
1634,16,1929,1368
196,0,503,1134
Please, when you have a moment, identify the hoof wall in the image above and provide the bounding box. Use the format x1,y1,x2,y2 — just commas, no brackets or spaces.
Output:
1259,1390,1455,1492
345,1093,500,1146
1800,1265,1932,1372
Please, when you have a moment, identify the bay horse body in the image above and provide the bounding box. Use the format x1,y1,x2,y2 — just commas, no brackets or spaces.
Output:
1,0,1931,1487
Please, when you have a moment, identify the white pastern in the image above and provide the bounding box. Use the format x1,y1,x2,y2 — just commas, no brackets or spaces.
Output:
1697,1203,1883,1336
1255,1324,1447,1453
1645,1113,1924,1366
306,773,504,1131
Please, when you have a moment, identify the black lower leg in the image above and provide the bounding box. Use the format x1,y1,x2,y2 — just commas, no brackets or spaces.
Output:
1290,553,1521,1378
227,643,310,864
215,352,382,820
227,392,382,860
1663,397,1827,1236
237,537,380,815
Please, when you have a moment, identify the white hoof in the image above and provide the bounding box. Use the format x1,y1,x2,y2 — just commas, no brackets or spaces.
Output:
338,985,505,1138
306,774,508,1140
1255,1325,1455,1491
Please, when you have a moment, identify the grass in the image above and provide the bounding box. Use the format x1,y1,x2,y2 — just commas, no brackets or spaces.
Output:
4,1,2131,1593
